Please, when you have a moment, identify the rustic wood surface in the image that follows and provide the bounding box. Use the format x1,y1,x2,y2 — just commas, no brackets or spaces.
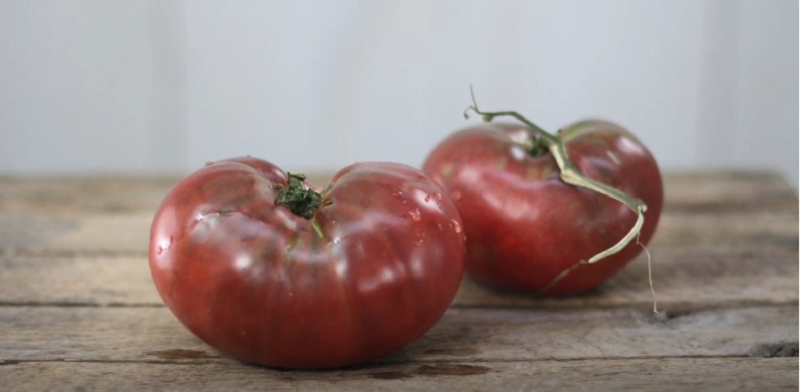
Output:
0,171,797,391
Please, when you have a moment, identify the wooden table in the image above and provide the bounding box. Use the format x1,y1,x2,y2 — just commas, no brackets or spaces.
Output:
0,171,797,391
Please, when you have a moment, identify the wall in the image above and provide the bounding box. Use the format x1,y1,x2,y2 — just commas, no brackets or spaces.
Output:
0,0,796,188
0,1,185,173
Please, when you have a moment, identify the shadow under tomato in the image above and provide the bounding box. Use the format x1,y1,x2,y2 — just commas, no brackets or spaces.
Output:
229,310,492,376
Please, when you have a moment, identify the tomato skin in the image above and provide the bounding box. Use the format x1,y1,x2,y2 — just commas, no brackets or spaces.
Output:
422,121,663,296
149,157,465,369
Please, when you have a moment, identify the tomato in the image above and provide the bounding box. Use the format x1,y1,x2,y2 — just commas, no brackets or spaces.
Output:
422,120,663,296
148,157,465,369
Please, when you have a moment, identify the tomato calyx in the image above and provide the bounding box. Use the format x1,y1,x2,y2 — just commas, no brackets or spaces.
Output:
506,129,549,158
527,134,548,158
275,172,323,219
524,133,549,158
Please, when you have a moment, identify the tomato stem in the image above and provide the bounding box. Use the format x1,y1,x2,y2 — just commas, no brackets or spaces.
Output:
465,86,657,312
275,172,323,220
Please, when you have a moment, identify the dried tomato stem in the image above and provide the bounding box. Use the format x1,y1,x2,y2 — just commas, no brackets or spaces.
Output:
464,86,656,312
275,172,322,219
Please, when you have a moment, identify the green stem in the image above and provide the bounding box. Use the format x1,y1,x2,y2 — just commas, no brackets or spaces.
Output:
275,172,323,220
465,87,649,296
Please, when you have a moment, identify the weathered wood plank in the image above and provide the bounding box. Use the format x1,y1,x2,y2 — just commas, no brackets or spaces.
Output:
652,211,798,249
2,244,796,308
0,176,178,215
1,209,795,257
0,358,797,392
456,244,799,308
0,213,148,256
0,306,796,362
663,171,797,213
0,256,159,306
0,174,328,215
0,172,795,215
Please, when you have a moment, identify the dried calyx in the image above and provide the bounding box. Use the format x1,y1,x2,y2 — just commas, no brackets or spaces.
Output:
275,173,322,219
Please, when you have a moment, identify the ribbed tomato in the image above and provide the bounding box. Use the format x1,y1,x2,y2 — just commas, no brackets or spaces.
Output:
148,157,465,369
423,120,663,296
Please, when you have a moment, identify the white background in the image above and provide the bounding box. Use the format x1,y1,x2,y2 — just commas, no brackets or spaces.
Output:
1,0,797,188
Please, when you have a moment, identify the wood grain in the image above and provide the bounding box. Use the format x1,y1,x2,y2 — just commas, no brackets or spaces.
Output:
0,256,158,306
1,209,795,258
456,244,799,308
0,176,178,215
0,174,327,215
0,171,795,215
663,171,797,213
0,171,795,257
2,243,796,308
651,211,798,249
0,306,796,363
0,358,797,392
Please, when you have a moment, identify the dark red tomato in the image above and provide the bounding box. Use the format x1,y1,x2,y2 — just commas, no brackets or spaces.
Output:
422,121,663,296
148,157,465,369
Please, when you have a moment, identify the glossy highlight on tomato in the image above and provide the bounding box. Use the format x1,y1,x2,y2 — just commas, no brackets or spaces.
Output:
149,157,465,369
423,121,663,296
